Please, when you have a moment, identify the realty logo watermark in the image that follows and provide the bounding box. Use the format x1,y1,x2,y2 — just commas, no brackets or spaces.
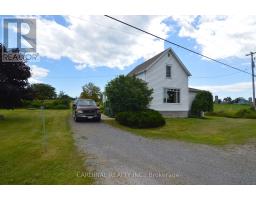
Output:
2,18,40,62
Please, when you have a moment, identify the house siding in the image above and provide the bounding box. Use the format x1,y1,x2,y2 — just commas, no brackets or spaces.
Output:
136,71,146,81
159,111,188,117
137,53,190,113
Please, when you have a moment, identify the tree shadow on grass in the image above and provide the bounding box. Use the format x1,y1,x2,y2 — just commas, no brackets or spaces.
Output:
0,115,4,120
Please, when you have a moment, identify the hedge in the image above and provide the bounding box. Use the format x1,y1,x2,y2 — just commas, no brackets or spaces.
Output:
115,109,165,128
207,108,256,119
22,99,71,109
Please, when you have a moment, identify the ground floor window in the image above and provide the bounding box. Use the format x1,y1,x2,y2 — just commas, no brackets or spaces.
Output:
163,88,180,103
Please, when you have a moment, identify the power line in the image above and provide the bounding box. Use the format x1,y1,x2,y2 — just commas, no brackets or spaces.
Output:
70,15,251,78
45,75,120,79
104,15,254,77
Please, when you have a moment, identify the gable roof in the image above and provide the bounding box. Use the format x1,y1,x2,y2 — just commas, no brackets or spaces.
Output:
128,47,191,76
128,49,168,76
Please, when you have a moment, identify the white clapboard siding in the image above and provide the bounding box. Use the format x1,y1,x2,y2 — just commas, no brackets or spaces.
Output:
136,52,190,112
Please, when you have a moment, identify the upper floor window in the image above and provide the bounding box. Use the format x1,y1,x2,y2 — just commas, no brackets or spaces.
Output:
163,88,180,103
166,65,171,78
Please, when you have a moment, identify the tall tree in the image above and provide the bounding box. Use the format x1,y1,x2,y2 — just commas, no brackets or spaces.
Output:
223,97,232,104
0,44,31,109
57,91,72,100
80,82,102,102
31,83,57,100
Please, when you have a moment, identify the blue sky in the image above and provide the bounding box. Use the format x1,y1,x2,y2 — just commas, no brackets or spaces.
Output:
1,15,255,99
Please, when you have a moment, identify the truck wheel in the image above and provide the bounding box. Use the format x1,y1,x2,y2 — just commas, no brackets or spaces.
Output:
74,115,80,122
95,117,101,122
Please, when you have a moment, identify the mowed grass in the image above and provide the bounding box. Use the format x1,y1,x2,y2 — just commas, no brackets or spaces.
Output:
105,116,256,145
0,109,93,184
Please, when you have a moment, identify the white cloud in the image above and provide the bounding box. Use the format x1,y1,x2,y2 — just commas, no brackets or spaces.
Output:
29,65,49,83
172,15,256,59
35,15,171,70
191,82,252,93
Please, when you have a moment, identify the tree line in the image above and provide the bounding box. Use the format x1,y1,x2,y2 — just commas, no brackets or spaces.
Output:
0,43,103,110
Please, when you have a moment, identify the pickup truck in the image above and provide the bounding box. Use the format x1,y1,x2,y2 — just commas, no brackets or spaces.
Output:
72,98,101,122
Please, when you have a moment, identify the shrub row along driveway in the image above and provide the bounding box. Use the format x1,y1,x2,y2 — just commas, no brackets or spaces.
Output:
70,118,256,184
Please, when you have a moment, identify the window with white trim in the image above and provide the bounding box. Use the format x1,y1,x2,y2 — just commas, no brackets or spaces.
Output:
166,65,171,78
163,88,180,103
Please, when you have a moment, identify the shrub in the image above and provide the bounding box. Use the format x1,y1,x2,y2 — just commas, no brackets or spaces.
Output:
99,103,104,113
234,108,256,118
105,75,153,115
103,100,114,117
190,91,213,117
207,111,235,118
51,104,69,109
22,99,70,109
207,108,256,119
116,109,165,128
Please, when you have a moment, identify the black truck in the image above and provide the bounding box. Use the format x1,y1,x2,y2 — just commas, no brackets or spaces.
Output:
72,99,101,122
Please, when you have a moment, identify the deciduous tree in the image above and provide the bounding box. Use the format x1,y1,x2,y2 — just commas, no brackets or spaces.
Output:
31,83,57,100
80,82,102,103
0,44,31,109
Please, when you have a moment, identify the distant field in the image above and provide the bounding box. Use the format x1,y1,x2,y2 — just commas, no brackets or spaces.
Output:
0,109,93,184
214,103,250,113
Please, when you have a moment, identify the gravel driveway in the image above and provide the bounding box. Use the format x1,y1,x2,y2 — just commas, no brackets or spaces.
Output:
70,118,256,184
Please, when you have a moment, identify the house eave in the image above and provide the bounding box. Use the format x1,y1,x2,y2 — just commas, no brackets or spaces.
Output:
128,47,192,77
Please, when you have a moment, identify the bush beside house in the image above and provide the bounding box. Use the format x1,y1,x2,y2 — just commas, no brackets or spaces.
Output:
105,75,165,128
105,75,153,114
116,110,165,128
190,91,213,117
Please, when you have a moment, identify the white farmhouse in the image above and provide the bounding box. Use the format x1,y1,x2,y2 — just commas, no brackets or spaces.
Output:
128,47,200,117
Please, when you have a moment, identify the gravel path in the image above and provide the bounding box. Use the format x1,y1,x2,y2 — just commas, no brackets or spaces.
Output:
70,118,256,184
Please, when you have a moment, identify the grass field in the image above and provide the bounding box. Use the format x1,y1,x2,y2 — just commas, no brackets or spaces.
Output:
0,109,93,184
105,116,256,145
214,103,250,113
209,103,256,119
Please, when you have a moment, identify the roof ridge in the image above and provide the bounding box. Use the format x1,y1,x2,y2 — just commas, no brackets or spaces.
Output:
128,47,191,76
128,48,169,76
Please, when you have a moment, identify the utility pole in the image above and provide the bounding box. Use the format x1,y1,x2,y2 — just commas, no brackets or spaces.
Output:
246,52,256,110
40,105,47,153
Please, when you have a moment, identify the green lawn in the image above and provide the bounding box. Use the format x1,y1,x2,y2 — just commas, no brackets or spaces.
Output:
105,116,256,145
0,109,93,184
214,103,250,113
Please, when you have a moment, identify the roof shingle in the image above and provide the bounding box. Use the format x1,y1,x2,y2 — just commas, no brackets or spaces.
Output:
128,49,168,76
128,47,191,76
